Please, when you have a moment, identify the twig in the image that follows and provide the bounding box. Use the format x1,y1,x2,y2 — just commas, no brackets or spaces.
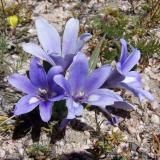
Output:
0,115,15,126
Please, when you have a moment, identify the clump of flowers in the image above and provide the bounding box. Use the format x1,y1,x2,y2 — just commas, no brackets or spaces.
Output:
8,17,154,127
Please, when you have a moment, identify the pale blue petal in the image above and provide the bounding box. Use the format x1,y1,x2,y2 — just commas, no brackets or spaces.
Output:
66,98,76,119
66,98,83,119
35,17,61,54
8,73,37,94
22,43,54,65
122,71,141,88
68,53,88,95
84,65,112,94
138,89,155,102
54,75,71,95
14,95,40,115
39,101,53,122
119,82,154,101
120,39,128,64
121,49,141,74
76,33,92,52
86,89,122,107
62,18,79,55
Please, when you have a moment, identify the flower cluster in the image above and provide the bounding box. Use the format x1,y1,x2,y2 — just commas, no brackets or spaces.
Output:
8,17,154,127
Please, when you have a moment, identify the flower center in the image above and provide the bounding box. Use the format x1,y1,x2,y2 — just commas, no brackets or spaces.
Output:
38,88,57,100
38,88,49,100
74,91,85,102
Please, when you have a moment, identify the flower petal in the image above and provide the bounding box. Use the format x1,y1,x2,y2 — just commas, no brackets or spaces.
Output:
66,98,83,119
49,95,64,101
84,65,112,94
107,116,120,126
66,98,76,119
54,75,71,95
47,66,63,84
111,101,135,110
35,17,61,54
119,82,154,101
121,48,141,74
68,53,88,95
50,53,75,71
59,118,71,130
39,101,53,122
104,68,125,88
62,18,79,55
120,39,128,64
50,54,64,67
22,43,54,65
86,89,122,107
29,58,48,88
76,33,92,52
8,73,37,94
14,95,40,115
122,71,141,87
47,66,64,94
138,89,155,102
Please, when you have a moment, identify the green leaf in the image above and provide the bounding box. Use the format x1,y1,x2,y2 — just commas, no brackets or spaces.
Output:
89,35,105,71
52,100,67,121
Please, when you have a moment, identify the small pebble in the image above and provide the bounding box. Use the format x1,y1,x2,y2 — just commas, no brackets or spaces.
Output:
0,149,5,158
151,101,159,110
151,114,160,125
129,142,139,151
127,126,136,134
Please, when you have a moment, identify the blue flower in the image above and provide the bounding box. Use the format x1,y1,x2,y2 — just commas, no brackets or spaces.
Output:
54,53,124,120
105,39,154,102
22,17,92,71
8,58,64,122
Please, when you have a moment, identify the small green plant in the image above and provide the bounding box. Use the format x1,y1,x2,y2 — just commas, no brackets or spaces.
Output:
0,33,8,55
26,144,51,158
141,0,160,28
90,8,128,38
89,7,160,66
112,156,128,160
91,130,125,158
89,8,129,64
131,38,160,67
0,34,11,74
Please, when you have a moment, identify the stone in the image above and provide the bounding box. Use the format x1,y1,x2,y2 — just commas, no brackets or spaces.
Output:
127,126,137,134
151,101,159,110
151,114,160,125
129,142,139,151
0,149,5,158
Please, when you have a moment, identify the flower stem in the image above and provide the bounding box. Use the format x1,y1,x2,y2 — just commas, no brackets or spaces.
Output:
0,0,5,16
95,110,101,134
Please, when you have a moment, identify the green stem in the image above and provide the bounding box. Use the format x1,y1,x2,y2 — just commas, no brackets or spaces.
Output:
95,110,100,134
0,0,5,15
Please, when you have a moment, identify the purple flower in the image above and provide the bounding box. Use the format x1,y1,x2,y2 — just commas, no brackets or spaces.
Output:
54,52,124,120
22,17,92,71
106,116,120,126
105,39,154,101
8,58,64,122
